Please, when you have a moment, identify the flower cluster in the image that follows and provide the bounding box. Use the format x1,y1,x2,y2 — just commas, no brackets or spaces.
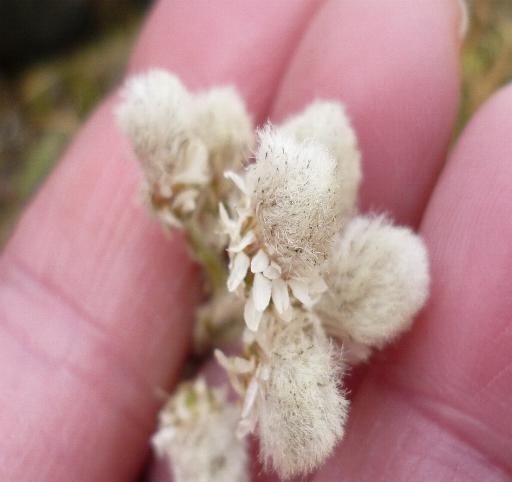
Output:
222,125,342,331
117,69,253,234
152,378,248,482
118,70,430,481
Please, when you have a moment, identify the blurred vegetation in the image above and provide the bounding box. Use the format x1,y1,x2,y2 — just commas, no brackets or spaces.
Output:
0,0,512,246
0,0,150,243
457,0,512,130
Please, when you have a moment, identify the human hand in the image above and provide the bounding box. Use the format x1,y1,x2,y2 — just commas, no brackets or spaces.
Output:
1,1,510,481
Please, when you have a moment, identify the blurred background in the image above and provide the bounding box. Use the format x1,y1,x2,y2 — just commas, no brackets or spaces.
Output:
0,0,511,246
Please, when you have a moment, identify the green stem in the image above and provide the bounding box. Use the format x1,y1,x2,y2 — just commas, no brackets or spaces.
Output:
184,220,227,293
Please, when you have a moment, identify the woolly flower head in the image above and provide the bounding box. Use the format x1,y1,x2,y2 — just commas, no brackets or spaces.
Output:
152,378,248,482
117,69,209,192
222,102,360,331
216,312,348,478
117,70,253,229
246,126,345,277
318,214,430,353
194,86,254,176
280,100,361,218
256,312,348,479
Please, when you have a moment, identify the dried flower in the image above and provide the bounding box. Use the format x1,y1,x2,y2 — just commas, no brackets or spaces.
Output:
117,69,209,227
217,312,348,479
246,126,346,277
318,215,430,355
152,378,248,482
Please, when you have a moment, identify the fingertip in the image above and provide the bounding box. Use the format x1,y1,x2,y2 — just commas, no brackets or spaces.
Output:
270,0,462,226
128,0,324,121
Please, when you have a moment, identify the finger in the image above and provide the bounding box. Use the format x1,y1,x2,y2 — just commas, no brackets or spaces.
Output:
0,1,324,480
270,0,463,227
130,0,324,123
314,84,512,481
268,0,462,402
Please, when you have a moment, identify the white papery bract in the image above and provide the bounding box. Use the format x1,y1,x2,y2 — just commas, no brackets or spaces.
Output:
280,100,361,220
257,313,348,479
221,191,328,331
246,127,346,277
152,378,248,482
318,215,430,352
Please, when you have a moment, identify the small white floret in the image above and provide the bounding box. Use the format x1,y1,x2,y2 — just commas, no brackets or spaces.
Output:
288,278,313,307
227,230,255,253
318,215,430,350
224,170,249,196
251,249,270,273
271,278,290,315
244,295,263,332
263,261,281,280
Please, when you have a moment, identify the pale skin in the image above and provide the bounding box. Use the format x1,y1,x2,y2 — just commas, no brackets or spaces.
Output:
0,1,511,481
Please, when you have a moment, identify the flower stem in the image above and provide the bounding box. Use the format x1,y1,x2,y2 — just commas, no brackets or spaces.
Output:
185,219,227,293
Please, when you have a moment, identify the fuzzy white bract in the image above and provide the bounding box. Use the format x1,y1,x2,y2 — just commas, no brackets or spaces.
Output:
217,312,348,479
257,313,348,479
247,126,346,276
318,215,430,354
152,378,248,482
280,100,361,220
194,87,254,177
117,70,209,193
